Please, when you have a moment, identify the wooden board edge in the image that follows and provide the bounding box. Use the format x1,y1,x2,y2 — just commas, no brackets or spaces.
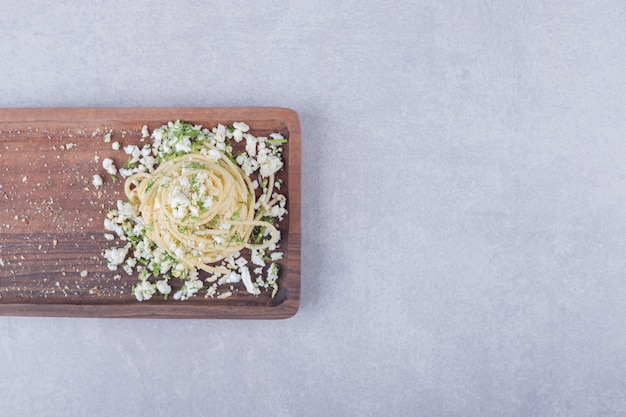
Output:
0,297,300,319
0,107,300,123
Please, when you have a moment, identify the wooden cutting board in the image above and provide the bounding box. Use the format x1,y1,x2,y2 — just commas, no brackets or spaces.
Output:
0,108,301,319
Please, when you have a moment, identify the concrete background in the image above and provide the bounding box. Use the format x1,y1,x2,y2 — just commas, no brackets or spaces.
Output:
1,1,626,416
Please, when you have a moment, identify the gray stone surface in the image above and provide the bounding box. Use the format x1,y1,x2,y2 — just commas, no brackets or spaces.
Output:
1,1,626,416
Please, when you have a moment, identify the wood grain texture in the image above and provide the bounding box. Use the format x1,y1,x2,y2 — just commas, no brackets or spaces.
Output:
0,108,301,319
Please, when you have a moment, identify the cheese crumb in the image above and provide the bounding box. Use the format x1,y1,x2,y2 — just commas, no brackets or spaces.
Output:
92,174,103,187
233,121,249,132
104,246,128,269
217,291,232,299
133,280,156,301
102,158,117,175
156,279,171,295
240,266,260,295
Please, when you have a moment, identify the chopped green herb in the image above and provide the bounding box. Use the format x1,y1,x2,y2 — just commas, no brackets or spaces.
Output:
190,140,205,152
267,138,288,146
253,226,267,244
145,179,156,193
226,232,243,248
166,150,187,161
188,162,206,170
261,215,275,224
123,157,136,169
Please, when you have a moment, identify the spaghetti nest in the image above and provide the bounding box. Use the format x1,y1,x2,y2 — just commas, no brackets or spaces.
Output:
125,150,278,275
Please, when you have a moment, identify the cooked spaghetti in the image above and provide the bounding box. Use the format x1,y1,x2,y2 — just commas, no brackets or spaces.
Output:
124,151,278,275
102,120,287,301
